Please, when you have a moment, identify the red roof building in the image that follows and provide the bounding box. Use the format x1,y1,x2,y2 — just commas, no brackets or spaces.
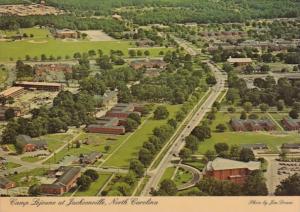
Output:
204,158,261,184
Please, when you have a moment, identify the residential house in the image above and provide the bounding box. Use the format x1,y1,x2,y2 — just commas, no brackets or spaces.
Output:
227,57,252,66
282,117,300,131
16,135,48,153
0,177,16,189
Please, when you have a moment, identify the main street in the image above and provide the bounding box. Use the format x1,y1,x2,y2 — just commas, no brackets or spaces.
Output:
140,62,227,195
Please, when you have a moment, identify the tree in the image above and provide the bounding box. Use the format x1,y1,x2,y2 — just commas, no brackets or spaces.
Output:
191,125,211,141
156,179,177,196
154,106,169,120
229,145,240,160
129,159,145,178
185,135,199,153
97,55,112,70
179,148,191,160
206,75,217,85
138,148,153,166
144,50,150,56
28,184,40,196
84,169,99,181
289,109,299,119
227,107,236,113
259,103,269,113
243,102,253,113
128,49,137,57
204,150,216,161
277,100,285,111
240,111,247,120
275,174,300,196
124,118,139,132
104,145,111,152
214,143,229,154
112,182,131,196
216,124,227,132
4,108,15,120
77,175,92,191
128,113,141,124
239,148,255,162
243,170,268,196
167,119,177,129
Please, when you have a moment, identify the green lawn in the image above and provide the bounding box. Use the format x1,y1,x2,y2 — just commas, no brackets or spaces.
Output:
103,104,181,168
21,156,43,163
43,132,129,165
8,168,47,187
159,166,176,183
74,173,112,196
40,133,73,152
0,28,172,62
173,167,193,186
197,132,300,154
4,162,21,169
182,159,205,171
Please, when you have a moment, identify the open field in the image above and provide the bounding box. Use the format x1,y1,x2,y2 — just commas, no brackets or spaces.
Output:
43,132,130,165
0,28,172,61
196,132,300,154
102,104,181,168
40,133,73,151
8,168,47,187
80,30,114,41
160,166,176,183
74,173,112,196
173,167,193,186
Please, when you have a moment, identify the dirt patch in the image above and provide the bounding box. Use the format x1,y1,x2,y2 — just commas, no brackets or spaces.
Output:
28,40,48,44
80,30,115,41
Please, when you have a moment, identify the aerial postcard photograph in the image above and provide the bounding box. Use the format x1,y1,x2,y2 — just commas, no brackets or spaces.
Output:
0,0,299,212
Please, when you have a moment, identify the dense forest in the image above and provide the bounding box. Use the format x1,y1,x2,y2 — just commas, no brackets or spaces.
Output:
36,0,300,24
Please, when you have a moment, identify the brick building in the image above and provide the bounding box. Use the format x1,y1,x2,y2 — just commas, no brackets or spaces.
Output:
14,81,63,91
130,59,167,70
282,117,300,131
204,158,261,184
87,117,125,135
230,118,276,132
40,166,81,195
16,135,48,153
80,152,103,165
54,29,78,39
0,86,25,99
281,143,300,150
34,64,72,76
227,57,252,66
106,103,141,119
0,177,16,189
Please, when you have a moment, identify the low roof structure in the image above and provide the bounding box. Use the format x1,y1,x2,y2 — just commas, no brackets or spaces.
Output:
227,57,252,63
16,135,47,148
282,143,300,149
0,87,24,98
206,158,261,171
0,176,14,188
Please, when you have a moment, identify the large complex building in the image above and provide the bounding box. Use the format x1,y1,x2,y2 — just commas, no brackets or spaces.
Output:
0,86,25,99
282,117,300,131
230,118,276,132
227,57,252,66
106,103,140,119
34,64,72,76
40,166,81,195
87,117,125,135
54,29,78,39
14,81,63,91
281,143,300,150
15,135,48,153
204,158,261,184
130,59,167,70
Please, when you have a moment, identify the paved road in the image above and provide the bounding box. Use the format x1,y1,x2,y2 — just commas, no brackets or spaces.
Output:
176,164,202,191
140,62,227,196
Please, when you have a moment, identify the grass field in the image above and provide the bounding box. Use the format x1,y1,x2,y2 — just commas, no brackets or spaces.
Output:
196,132,300,154
21,156,43,163
102,104,181,168
159,166,176,183
43,133,130,165
0,28,172,61
4,162,21,169
40,133,73,152
173,167,193,186
8,168,47,187
74,173,112,196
